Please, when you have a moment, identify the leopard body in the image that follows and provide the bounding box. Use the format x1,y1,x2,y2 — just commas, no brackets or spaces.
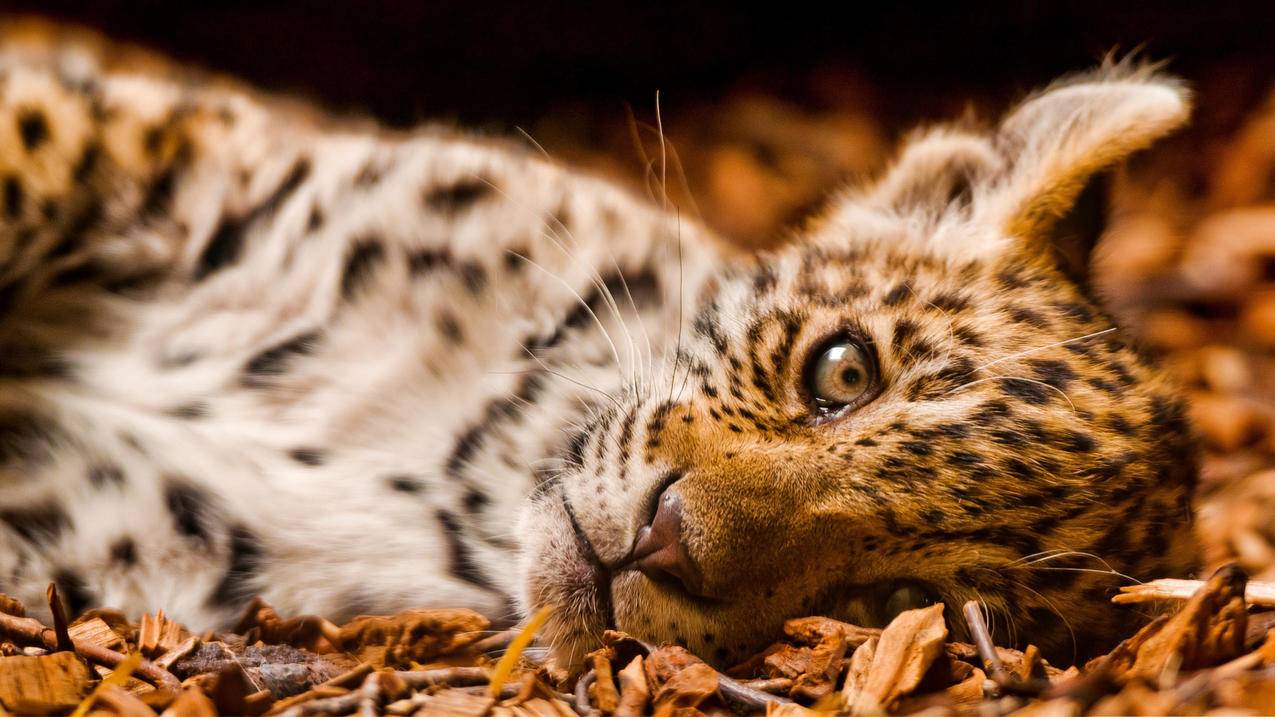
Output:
0,25,1199,669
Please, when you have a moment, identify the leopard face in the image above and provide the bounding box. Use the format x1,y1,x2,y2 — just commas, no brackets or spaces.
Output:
519,65,1201,669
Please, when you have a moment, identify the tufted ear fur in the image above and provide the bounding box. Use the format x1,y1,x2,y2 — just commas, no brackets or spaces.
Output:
837,63,1190,288
863,127,1004,214
985,64,1190,285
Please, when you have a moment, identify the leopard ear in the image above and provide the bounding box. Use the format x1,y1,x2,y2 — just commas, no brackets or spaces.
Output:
983,65,1191,285
864,127,1004,214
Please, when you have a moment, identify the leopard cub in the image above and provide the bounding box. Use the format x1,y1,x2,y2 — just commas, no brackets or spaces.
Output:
0,24,1195,671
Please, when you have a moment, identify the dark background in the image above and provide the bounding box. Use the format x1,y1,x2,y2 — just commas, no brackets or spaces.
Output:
7,1,1275,138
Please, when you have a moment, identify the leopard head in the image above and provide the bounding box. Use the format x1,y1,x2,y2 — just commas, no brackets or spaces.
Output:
518,64,1200,671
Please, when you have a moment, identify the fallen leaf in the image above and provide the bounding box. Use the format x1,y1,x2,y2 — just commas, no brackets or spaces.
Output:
337,608,489,669
615,655,650,717
852,603,947,712
839,636,876,714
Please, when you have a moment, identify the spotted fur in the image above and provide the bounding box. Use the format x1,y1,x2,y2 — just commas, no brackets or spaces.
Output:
0,23,1197,672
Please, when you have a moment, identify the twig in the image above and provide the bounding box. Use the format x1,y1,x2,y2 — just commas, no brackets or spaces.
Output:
717,672,793,710
278,691,361,717
0,609,180,692
397,666,491,689
468,629,518,655
1113,578,1275,607
575,669,600,716
962,600,1049,698
47,584,73,653
321,663,374,690
740,677,794,694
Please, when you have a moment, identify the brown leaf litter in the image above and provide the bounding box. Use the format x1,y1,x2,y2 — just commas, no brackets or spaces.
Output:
3,564,1275,714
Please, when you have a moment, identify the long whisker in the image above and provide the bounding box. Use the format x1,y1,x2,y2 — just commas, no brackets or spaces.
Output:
943,375,1077,413
514,126,551,160
975,327,1117,373
471,174,636,388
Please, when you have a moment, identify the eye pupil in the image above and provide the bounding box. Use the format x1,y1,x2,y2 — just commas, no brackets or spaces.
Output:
806,337,876,415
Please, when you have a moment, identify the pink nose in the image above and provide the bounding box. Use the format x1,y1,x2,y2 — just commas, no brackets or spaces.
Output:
631,484,704,595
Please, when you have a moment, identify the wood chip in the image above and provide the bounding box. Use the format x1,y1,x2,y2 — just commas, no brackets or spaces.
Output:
68,617,126,654
160,688,219,717
1114,577,1275,607
416,689,495,717
138,610,189,660
589,652,619,713
0,651,94,714
89,683,156,717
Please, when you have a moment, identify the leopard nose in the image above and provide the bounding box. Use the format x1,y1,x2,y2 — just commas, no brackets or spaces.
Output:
631,483,704,595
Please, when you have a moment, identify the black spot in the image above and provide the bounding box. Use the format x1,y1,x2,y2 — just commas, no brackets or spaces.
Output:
164,480,213,545
195,216,249,280
207,525,263,607
88,464,125,488
17,110,49,151
1009,307,1048,327
53,569,93,616
139,165,179,218
1060,430,1097,453
437,510,494,589
929,292,970,312
435,311,464,344
883,283,911,306
386,475,426,494
0,342,71,379
242,330,321,386
463,487,490,514
1030,359,1077,390
109,537,137,565
1054,302,1095,324
952,325,984,347
458,261,487,294
423,178,494,215
166,402,210,420
0,411,54,465
948,451,983,466
504,247,528,272
0,502,68,545
998,377,1051,405
901,440,932,456
408,249,451,276
73,143,101,183
3,175,23,218
340,240,386,299
891,320,918,351
306,205,325,231
47,200,102,262
1108,414,1135,436
288,447,326,467
195,158,310,280
354,159,383,187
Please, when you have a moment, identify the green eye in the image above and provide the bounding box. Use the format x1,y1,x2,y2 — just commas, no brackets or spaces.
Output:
806,338,876,413
883,582,938,622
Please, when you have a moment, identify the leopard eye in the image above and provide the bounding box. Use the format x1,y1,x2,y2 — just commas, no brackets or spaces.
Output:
805,338,876,414
883,582,938,622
